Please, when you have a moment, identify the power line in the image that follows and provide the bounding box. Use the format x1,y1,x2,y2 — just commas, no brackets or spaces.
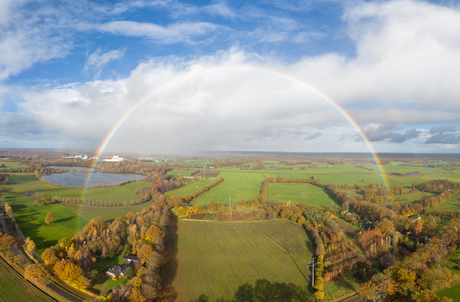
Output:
308,257,319,288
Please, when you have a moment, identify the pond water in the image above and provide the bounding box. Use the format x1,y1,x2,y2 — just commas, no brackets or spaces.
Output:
42,172,143,187
386,171,431,177
48,166,93,171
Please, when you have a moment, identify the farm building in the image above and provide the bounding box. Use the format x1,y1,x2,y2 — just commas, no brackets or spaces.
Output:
103,155,124,162
408,214,421,221
123,255,140,263
106,262,136,279
106,266,122,279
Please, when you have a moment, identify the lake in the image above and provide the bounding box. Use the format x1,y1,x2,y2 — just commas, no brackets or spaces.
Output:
42,172,143,187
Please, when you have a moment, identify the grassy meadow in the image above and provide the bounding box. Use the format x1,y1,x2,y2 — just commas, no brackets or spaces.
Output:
2,174,150,205
169,219,313,301
13,202,87,253
0,161,29,169
266,183,339,206
437,283,460,302
429,192,460,213
0,173,152,252
162,162,460,211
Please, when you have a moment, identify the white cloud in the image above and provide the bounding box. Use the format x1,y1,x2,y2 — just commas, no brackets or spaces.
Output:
3,0,460,153
0,2,72,80
203,1,237,19
96,21,222,44
84,48,125,78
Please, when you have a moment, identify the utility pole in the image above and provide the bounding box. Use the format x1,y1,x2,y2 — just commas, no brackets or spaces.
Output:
229,196,232,209
309,257,319,288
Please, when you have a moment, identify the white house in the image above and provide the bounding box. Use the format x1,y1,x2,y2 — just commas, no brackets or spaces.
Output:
103,156,124,162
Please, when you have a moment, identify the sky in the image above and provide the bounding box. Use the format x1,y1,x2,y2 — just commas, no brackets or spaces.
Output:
1,0,460,154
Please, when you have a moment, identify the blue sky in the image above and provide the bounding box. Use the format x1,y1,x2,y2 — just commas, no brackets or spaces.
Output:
1,0,460,153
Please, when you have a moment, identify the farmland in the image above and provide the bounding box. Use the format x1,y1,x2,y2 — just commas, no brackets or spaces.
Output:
1,173,153,253
429,193,460,213
0,257,54,301
266,182,339,206
437,283,460,302
13,202,88,253
169,219,313,301
190,171,269,206
0,161,29,169
2,174,150,205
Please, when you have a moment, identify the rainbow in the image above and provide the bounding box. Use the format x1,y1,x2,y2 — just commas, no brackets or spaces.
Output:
79,65,389,216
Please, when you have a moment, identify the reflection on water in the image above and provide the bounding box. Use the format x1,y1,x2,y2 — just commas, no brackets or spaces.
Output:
42,172,143,187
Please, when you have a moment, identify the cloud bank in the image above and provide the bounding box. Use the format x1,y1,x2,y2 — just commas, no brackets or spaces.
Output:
2,0,460,153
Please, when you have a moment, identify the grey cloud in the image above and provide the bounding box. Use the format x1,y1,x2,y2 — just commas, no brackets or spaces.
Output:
390,128,420,143
360,124,420,143
429,124,456,134
305,132,322,140
425,124,460,144
425,133,460,144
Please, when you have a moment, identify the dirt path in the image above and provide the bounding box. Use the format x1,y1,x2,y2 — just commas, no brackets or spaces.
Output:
158,219,178,301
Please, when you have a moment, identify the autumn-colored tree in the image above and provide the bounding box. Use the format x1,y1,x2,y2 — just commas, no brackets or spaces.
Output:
24,237,36,254
24,264,46,282
314,254,325,300
376,218,394,236
41,248,59,270
34,199,41,206
53,259,89,289
427,217,437,234
137,245,154,264
45,212,55,224
128,287,146,302
358,281,380,302
144,224,162,245
209,201,217,212
4,203,14,220
1,234,15,251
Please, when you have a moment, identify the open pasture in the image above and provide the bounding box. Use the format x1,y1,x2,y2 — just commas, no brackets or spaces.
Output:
170,219,313,301
195,169,221,177
167,178,215,197
437,283,460,302
0,161,29,169
63,203,149,222
428,192,460,213
191,171,268,206
12,202,88,253
342,189,437,205
267,183,339,206
1,174,152,252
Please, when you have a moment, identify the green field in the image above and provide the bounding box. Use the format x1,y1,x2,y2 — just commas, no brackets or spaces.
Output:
267,183,339,206
437,283,460,302
0,257,54,301
191,171,270,206
167,178,215,197
342,189,437,205
168,162,460,207
429,192,460,213
2,174,150,205
0,161,29,169
170,219,313,301
62,203,149,221
0,174,152,253
13,202,88,253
